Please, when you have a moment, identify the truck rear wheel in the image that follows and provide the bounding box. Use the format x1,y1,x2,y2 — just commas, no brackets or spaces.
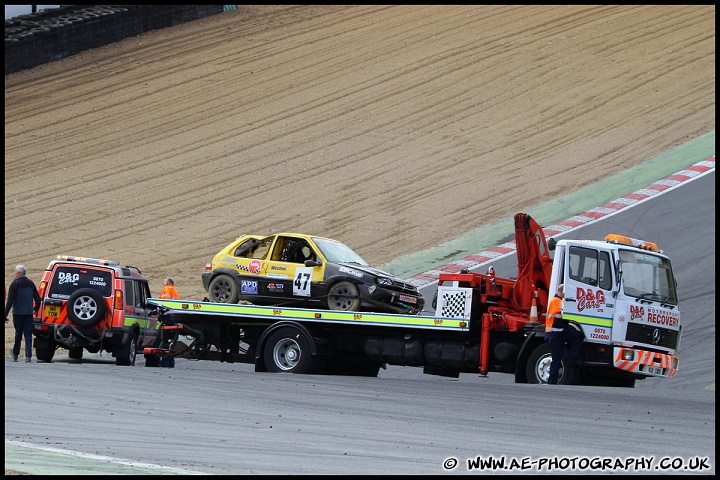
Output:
264,327,318,374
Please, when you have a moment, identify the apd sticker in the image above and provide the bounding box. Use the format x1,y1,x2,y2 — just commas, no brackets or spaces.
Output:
241,280,258,294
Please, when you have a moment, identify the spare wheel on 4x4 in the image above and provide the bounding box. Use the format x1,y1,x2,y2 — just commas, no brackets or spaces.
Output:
67,288,107,327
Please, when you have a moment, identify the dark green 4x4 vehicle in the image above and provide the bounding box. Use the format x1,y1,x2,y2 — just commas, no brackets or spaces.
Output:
33,255,161,366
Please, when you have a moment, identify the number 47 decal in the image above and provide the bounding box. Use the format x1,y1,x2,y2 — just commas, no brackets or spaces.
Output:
293,268,313,297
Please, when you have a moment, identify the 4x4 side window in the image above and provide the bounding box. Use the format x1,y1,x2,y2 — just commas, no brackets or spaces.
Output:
133,281,151,308
48,266,113,299
124,280,136,308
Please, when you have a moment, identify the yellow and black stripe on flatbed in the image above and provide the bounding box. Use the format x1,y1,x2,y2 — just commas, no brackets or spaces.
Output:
148,298,469,332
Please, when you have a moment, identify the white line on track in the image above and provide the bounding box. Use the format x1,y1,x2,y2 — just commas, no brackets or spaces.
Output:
5,439,209,475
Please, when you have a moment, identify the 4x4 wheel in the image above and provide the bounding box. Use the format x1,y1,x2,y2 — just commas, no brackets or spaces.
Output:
35,337,57,363
116,333,137,366
67,288,106,327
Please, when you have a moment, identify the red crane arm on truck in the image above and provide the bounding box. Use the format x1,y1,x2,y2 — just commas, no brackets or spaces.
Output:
512,212,553,313
437,213,554,375
438,213,553,316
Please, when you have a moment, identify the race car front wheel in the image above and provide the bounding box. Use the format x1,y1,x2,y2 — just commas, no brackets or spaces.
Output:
326,281,361,311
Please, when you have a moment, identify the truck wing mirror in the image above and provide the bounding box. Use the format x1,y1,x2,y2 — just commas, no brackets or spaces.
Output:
305,259,322,267
548,238,556,251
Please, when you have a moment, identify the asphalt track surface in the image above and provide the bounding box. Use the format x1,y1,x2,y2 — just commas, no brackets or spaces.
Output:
4,148,715,475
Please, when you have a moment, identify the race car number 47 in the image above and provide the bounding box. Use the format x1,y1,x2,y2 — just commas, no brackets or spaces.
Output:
293,268,313,297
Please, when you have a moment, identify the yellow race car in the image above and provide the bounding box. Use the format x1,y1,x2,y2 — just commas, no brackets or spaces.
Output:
201,233,424,314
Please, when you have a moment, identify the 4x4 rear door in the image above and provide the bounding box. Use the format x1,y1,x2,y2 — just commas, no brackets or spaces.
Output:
42,264,114,326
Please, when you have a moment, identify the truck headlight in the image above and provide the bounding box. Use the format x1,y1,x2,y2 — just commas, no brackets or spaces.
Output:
377,277,393,286
672,357,679,369
621,349,635,361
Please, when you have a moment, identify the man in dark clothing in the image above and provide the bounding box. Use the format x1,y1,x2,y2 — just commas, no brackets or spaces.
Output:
544,283,584,384
5,264,41,363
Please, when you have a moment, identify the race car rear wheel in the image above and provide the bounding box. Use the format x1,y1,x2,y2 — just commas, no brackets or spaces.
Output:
208,274,239,303
326,281,361,311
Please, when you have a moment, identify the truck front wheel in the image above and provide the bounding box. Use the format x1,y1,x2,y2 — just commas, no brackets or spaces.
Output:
526,342,579,385
264,327,318,374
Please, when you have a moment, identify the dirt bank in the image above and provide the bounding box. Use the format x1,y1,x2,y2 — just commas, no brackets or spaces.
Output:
4,5,714,353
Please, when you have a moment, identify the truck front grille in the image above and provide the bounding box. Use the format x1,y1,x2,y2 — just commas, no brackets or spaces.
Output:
625,323,679,350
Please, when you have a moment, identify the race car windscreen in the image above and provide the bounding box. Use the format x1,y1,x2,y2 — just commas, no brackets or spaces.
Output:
313,238,369,266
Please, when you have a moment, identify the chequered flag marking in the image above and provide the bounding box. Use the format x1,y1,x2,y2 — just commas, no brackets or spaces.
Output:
440,290,470,319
